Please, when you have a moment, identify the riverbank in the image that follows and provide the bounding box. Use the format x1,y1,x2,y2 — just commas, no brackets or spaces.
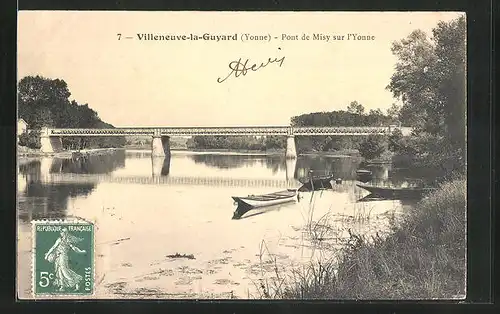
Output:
72,148,125,156
17,145,124,158
258,176,466,299
17,145,72,158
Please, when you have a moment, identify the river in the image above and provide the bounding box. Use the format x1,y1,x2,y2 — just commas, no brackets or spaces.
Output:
17,149,415,299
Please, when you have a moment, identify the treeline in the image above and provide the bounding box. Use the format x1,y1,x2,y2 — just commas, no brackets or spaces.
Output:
18,76,125,150
292,102,396,153
186,135,286,151
125,136,189,149
188,102,397,152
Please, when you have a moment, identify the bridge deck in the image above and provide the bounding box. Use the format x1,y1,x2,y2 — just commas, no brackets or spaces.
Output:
46,126,410,137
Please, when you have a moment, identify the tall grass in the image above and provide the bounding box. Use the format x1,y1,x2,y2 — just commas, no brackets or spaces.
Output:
254,176,466,299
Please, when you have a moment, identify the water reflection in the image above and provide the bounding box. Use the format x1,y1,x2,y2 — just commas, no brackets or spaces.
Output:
18,182,95,222
17,151,128,223
295,156,361,180
18,151,419,299
62,151,126,174
191,154,267,169
18,151,411,225
355,194,420,207
19,151,126,176
189,154,365,182
151,156,171,177
232,203,295,220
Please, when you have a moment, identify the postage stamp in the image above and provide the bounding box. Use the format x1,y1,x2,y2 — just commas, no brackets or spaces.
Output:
32,220,94,296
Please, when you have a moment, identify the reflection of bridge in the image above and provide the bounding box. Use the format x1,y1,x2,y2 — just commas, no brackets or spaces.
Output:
33,174,300,188
31,173,355,191
39,125,411,158
29,155,300,181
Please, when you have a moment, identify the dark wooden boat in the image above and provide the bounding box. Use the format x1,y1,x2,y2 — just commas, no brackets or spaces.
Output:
356,169,373,182
232,189,298,208
356,183,436,199
298,175,334,191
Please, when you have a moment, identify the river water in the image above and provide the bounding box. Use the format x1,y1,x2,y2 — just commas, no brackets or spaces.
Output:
17,149,414,299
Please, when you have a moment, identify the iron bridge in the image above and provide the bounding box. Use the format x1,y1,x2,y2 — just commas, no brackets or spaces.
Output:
46,126,408,137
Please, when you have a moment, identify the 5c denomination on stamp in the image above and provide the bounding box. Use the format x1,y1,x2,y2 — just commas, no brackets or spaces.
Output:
32,220,94,296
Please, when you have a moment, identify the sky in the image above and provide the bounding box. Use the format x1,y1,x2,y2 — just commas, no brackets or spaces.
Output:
17,11,464,127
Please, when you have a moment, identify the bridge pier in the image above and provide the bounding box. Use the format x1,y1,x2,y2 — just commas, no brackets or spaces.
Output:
151,156,171,177
39,157,53,177
285,135,297,159
285,158,297,181
40,127,62,153
151,130,171,157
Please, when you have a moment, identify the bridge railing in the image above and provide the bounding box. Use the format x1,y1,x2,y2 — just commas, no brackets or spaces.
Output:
293,126,391,135
45,126,408,137
49,128,155,136
160,126,289,136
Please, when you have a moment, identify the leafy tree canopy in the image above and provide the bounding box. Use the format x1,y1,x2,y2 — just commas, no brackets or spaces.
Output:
18,75,125,149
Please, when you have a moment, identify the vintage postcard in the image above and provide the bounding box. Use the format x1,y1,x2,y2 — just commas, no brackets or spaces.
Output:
17,11,467,300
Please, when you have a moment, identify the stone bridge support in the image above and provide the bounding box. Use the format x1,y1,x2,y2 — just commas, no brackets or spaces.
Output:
285,158,297,181
285,135,297,159
151,129,171,157
151,156,171,177
40,127,63,153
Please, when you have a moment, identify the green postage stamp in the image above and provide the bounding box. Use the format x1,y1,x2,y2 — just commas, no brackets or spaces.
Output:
32,219,94,296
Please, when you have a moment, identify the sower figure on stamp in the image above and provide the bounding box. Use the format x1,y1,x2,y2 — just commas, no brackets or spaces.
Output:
44,228,86,291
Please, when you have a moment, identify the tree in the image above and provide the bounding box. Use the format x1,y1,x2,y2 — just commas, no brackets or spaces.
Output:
366,109,386,126
358,135,386,160
264,136,286,150
18,131,41,149
386,16,466,174
18,75,125,149
387,103,401,123
432,17,466,152
290,105,393,152
18,76,72,129
347,101,365,115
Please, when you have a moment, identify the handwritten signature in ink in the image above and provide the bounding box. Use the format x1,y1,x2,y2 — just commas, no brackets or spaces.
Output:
217,56,285,83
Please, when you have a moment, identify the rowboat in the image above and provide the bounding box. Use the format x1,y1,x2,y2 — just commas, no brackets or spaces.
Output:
356,169,373,182
356,169,372,175
232,189,299,208
298,175,334,191
356,183,436,199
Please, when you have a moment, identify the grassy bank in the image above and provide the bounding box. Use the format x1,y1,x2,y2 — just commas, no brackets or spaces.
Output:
257,176,466,299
